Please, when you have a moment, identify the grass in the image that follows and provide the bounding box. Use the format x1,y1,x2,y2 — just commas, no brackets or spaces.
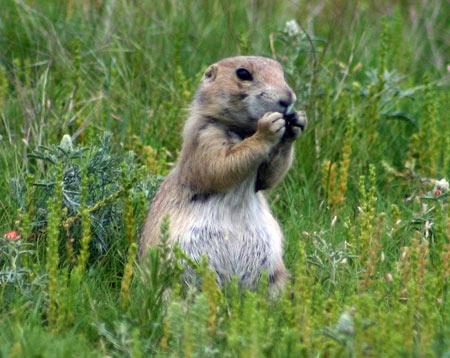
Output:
0,0,449,356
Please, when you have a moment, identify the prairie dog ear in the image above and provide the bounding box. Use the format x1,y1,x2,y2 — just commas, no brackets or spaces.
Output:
203,64,218,81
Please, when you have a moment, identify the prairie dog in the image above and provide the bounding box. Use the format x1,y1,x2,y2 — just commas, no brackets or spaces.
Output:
140,56,307,292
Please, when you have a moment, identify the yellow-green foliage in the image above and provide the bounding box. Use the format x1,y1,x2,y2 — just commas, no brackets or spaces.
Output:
73,165,91,276
45,166,64,326
409,76,440,175
120,165,139,308
324,115,354,209
0,65,8,105
378,17,389,90
357,164,378,263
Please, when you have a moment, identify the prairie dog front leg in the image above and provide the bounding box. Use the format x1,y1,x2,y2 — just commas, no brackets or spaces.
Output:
256,110,307,191
186,112,286,193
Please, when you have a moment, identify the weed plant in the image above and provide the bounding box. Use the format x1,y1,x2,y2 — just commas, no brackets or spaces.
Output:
0,0,449,357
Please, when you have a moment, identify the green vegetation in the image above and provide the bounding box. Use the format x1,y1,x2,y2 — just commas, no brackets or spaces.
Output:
1,0,449,356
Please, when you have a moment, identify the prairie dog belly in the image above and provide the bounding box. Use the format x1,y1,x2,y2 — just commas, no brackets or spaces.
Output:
174,177,283,288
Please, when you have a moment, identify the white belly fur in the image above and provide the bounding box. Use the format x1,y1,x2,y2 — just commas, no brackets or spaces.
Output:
173,176,283,288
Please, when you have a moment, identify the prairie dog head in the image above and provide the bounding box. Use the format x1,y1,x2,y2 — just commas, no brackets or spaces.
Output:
192,56,296,131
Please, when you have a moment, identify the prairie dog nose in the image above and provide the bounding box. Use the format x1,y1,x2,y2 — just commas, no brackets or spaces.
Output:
278,89,296,111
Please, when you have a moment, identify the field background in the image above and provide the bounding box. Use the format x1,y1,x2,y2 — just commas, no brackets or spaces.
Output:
0,0,449,357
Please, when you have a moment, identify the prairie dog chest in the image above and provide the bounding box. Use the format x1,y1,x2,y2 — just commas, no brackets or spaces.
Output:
177,177,283,286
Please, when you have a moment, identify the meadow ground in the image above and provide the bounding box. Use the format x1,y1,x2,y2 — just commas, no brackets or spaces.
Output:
0,0,449,357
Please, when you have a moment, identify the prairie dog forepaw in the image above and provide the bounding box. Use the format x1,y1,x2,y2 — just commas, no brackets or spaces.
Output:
256,112,286,143
283,110,308,142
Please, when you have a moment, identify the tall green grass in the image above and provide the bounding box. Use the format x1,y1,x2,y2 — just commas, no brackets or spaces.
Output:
0,0,449,356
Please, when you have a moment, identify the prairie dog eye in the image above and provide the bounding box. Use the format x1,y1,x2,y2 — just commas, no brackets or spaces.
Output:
236,68,253,81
